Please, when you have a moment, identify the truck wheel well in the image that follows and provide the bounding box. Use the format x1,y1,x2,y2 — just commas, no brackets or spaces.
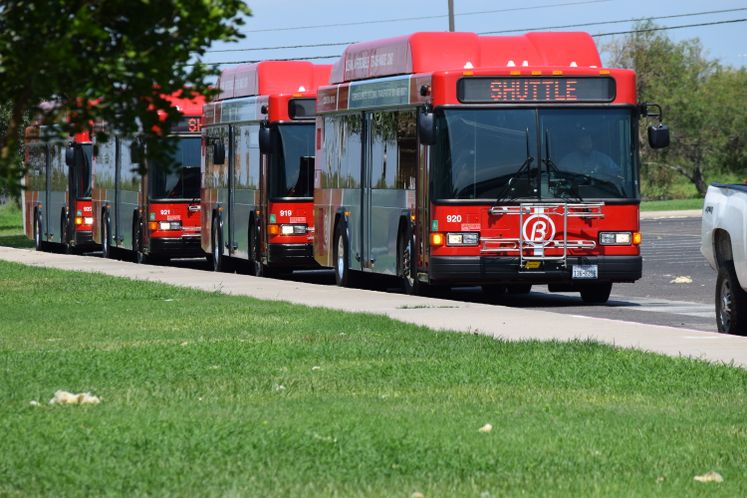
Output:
714,229,733,267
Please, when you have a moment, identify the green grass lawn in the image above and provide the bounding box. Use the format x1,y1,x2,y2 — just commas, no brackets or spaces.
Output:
1,261,746,496
0,202,33,248
639,198,704,211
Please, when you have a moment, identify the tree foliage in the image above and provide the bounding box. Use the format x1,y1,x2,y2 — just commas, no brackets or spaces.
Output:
0,0,251,195
603,20,747,197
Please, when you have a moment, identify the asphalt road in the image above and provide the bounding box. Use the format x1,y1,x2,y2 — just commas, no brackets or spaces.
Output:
149,215,718,333
447,216,717,332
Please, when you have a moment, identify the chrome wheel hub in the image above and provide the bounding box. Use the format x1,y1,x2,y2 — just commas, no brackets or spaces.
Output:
336,235,344,278
720,278,733,330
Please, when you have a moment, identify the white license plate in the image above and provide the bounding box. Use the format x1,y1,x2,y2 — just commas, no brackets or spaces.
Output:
572,264,598,279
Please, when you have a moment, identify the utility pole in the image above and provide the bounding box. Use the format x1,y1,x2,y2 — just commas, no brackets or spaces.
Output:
448,0,455,32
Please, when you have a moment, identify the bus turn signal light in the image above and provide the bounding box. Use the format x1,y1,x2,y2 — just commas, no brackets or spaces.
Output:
268,224,280,236
430,233,444,246
148,221,158,231
74,217,83,225
633,232,642,245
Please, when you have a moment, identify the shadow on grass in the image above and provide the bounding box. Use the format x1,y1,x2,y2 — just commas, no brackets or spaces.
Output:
0,234,33,249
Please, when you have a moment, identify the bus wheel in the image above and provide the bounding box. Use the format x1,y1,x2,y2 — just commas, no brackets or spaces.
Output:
61,209,72,254
507,283,532,295
101,211,112,259
716,262,747,335
482,285,506,297
211,215,223,272
132,219,147,264
333,222,350,287
579,282,612,304
249,221,263,277
34,209,45,252
398,226,416,294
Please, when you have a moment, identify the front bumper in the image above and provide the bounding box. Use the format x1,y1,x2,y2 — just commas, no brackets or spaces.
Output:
428,255,642,285
268,243,319,269
72,230,97,250
149,235,204,258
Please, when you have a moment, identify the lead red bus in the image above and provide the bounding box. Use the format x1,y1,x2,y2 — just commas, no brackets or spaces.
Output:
201,61,331,275
23,126,96,254
91,92,205,263
314,32,668,303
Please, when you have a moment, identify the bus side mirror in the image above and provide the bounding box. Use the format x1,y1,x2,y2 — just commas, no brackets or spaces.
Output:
130,140,144,165
65,145,75,167
639,102,670,149
259,124,273,155
212,141,225,165
417,108,436,146
648,123,670,149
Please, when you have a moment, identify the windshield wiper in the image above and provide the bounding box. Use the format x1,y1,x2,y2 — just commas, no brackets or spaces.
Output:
543,128,584,203
493,128,534,204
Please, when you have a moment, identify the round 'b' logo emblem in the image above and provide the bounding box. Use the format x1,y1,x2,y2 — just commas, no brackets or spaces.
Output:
522,214,556,246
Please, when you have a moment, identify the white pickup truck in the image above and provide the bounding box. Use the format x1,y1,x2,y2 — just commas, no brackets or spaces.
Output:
701,183,747,334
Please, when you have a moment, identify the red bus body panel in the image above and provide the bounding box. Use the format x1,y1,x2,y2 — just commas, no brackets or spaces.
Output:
74,199,94,233
267,200,314,246
147,201,201,239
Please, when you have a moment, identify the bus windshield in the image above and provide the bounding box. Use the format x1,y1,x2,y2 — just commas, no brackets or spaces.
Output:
76,144,93,198
431,108,637,201
269,124,315,199
149,137,201,200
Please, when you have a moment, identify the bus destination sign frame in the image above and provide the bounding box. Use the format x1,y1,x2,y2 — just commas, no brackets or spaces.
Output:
457,76,616,104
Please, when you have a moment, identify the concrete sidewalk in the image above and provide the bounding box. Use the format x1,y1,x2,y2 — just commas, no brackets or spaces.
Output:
640,209,702,219
2,246,745,368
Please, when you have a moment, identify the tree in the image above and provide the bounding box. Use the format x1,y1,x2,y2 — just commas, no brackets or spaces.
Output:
603,20,747,196
0,0,251,195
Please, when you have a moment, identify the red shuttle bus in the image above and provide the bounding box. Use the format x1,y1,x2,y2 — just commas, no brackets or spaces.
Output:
91,93,205,263
314,32,668,303
23,126,95,253
202,61,331,274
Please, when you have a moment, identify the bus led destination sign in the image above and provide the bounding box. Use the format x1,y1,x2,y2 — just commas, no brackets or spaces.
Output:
457,77,615,103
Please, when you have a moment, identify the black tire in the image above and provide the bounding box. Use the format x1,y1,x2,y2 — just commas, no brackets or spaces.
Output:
211,214,224,272
579,282,612,304
133,218,148,264
482,284,506,296
101,211,112,259
507,283,532,295
34,209,45,252
398,225,416,294
249,220,263,277
716,262,747,335
61,209,72,254
333,222,351,287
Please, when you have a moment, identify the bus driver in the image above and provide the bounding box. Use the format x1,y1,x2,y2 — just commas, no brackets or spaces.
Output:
559,129,619,179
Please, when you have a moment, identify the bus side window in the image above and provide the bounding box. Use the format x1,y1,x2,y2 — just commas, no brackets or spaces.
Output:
397,110,417,190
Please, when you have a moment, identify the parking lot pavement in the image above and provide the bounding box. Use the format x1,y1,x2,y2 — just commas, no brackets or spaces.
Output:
3,245,747,369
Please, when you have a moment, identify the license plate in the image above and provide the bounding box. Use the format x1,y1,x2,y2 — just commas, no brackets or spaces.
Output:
572,264,598,279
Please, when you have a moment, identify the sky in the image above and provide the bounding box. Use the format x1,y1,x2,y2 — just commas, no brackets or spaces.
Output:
202,0,747,70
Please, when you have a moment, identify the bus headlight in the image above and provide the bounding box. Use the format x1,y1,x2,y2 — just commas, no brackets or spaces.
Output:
599,232,632,245
446,232,480,246
159,221,182,231
280,224,307,235
83,217,93,225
